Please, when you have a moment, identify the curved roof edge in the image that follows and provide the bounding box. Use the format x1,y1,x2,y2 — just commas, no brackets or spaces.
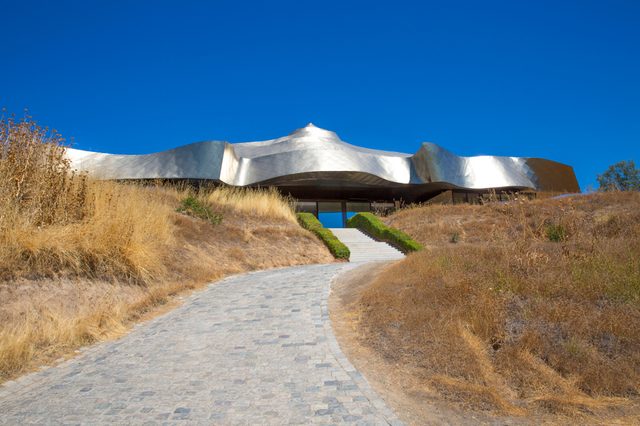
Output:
66,123,580,196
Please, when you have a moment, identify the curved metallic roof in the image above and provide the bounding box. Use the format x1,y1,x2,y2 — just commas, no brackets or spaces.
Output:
67,123,579,197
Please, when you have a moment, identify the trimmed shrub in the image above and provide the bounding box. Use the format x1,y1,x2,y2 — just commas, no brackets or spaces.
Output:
347,212,423,253
297,213,350,260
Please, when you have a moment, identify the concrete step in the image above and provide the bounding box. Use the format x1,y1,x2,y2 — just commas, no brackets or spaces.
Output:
328,228,405,263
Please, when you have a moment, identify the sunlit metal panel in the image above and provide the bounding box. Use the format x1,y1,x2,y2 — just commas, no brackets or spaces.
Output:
67,123,580,198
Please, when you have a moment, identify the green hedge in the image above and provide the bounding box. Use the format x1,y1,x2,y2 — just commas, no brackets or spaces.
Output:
297,213,350,260
347,212,423,253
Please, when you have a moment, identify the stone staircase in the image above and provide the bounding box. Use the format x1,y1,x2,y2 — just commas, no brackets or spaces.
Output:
328,228,405,263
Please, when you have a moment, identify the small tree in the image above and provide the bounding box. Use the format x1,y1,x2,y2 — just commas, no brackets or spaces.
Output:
597,160,640,191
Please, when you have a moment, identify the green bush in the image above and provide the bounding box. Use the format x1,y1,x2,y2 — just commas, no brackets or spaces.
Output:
546,223,567,242
347,212,423,253
297,213,350,260
177,195,223,225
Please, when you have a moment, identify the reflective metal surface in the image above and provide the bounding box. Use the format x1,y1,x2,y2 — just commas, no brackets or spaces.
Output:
67,123,579,199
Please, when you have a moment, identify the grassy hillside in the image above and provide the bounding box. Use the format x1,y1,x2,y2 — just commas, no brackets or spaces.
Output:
357,192,640,420
0,116,333,382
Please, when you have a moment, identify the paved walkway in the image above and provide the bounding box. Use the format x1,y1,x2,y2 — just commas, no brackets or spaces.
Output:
0,264,401,425
329,229,404,263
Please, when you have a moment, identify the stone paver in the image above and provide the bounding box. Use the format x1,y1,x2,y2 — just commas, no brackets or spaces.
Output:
0,264,401,425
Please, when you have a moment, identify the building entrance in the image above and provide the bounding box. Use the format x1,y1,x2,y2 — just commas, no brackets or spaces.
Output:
295,200,394,227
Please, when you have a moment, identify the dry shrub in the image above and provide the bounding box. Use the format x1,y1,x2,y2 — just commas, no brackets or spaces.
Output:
0,115,88,228
360,192,640,418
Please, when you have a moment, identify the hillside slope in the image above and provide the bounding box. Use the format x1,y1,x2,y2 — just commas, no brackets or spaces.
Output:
352,193,640,422
0,184,333,382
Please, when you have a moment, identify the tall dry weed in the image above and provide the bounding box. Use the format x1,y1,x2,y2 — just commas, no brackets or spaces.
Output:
0,114,88,229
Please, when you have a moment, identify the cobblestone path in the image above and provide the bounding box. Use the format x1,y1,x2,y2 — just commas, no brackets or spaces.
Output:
0,264,401,425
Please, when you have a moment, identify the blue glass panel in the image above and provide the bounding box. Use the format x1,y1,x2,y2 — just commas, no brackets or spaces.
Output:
318,212,343,228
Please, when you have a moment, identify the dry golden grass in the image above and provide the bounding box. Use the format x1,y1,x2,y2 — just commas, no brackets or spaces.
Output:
358,192,640,420
1,181,175,283
206,186,297,223
0,115,333,382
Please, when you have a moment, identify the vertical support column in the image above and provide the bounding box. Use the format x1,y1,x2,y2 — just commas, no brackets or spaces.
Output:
315,201,319,218
341,201,347,228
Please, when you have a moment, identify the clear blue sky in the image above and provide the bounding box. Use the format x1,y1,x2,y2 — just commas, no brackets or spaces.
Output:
2,0,639,190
